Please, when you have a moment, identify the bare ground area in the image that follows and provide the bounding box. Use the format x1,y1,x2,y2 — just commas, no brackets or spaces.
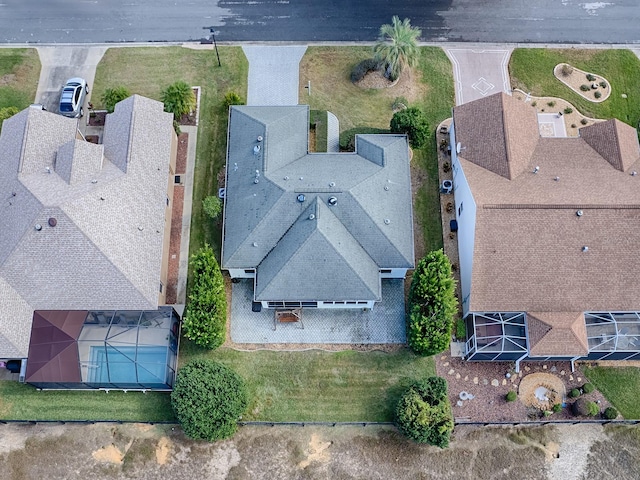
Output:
0,422,639,480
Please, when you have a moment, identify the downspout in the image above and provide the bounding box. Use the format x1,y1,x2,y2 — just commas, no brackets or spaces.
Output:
514,352,528,373
570,356,581,372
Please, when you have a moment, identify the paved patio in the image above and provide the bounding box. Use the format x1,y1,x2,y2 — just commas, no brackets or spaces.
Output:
230,279,407,344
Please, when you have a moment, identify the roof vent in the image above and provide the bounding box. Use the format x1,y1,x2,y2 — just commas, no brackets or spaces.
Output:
48,217,57,227
254,179,259,184
257,136,263,142
309,214,315,220
329,181,336,188
582,246,589,252
299,176,304,181
384,185,390,191
45,167,51,174
554,176,560,181
576,210,583,217
533,166,540,174
252,242,258,247
632,171,638,176
91,179,97,184
253,145,261,155
384,219,391,225
284,176,289,180
34,224,42,231
328,196,337,206
297,194,305,203
138,226,144,231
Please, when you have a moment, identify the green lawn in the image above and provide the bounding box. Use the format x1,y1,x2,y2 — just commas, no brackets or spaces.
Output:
509,48,640,127
0,48,40,110
583,366,640,419
0,381,174,422
180,343,435,422
93,46,248,258
299,46,454,252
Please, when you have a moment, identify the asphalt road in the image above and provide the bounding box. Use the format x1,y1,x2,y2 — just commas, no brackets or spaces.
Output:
0,0,639,44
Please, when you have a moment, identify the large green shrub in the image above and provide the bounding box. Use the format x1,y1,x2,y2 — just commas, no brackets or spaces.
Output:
407,250,458,356
582,382,595,394
161,80,196,119
390,107,429,149
396,377,453,448
182,245,226,349
223,91,244,109
101,86,131,113
171,359,248,441
603,406,618,420
569,388,581,398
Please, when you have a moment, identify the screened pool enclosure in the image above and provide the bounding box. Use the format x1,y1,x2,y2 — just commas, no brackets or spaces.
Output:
25,307,180,390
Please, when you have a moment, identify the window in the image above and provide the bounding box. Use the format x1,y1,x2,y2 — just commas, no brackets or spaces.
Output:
244,269,254,274
174,175,182,184
381,269,392,274
159,282,164,293
458,202,464,216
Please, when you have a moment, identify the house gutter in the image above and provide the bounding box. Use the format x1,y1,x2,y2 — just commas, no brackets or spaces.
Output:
514,352,528,373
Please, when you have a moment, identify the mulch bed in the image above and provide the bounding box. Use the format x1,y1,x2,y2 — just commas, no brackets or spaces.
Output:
88,111,106,127
85,135,100,144
176,132,188,174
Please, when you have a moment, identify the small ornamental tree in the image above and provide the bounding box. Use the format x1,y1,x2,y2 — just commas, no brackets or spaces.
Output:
161,80,196,119
101,86,131,113
390,107,429,149
171,359,248,441
408,249,458,356
182,244,226,349
223,91,245,109
203,195,222,219
396,377,454,448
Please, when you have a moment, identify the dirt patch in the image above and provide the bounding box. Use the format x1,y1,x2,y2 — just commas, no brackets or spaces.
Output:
92,443,126,464
354,67,425,107
298,433,332,469
0,74,16,85
88,111,106,127
518,373,566,410
355,69,396,89
155,436,172,465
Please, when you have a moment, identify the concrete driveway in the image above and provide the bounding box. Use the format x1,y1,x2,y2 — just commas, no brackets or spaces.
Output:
35,46,107,134
445,48,513,105
242,45,307,106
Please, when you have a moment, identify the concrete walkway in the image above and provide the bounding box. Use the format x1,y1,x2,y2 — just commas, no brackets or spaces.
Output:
242,45,307,105
445,48,512,105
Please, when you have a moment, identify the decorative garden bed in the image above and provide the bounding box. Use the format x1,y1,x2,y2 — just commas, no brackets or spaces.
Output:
553,63,611,103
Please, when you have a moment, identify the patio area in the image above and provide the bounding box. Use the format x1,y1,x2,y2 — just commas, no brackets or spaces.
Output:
230,279,407,344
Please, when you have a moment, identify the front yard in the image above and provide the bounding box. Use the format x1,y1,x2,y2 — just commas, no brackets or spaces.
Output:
0,48,40,110
509,48,640,127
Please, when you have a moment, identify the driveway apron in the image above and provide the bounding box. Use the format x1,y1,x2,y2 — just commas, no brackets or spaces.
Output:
243,45,307,105
445,48,513,105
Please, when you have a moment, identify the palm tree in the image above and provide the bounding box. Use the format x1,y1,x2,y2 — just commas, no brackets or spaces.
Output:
373,16,421,81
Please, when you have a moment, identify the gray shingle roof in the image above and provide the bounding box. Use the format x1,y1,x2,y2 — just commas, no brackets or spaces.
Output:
0,95,175,357
222,105,414,302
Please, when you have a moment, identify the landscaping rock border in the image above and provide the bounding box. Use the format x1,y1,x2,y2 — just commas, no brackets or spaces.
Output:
553,63,611,103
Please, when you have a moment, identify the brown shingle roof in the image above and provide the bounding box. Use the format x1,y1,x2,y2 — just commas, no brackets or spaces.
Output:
527,312,588,356
580,119,640,173
453,93,539,179
454,93,640,315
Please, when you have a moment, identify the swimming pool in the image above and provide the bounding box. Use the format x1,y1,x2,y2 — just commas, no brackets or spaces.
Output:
88,345,169,385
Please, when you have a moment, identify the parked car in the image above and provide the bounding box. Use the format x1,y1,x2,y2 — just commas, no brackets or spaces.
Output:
59,77,89,118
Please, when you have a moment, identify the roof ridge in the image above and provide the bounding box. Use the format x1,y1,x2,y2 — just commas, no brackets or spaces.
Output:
483,204,640,209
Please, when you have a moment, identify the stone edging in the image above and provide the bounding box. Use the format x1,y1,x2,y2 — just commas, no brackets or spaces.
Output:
553,63,611,103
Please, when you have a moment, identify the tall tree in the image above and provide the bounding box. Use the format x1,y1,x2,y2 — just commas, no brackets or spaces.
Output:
373,16,421,81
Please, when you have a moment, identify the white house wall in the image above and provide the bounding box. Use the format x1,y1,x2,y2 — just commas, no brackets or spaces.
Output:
228,269,255,278
450,123,477,317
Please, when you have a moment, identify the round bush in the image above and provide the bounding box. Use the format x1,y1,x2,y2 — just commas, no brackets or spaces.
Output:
390,107,429,149
572,397,599,417
171,359,248,441
586,73,596,82
101,86,131,113
506,390,517,402
564,107,573,114
396,377,453,447
594,91,602,99
599,81,608,89
603,407,618,420
581,119,588,125
569,388,581,398
580,84,590,92
552,403,563,413
582,383,595,394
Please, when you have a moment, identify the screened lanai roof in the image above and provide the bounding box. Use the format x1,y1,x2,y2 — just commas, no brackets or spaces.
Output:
26,307,179,390
586,312,640,354
465,312,528,361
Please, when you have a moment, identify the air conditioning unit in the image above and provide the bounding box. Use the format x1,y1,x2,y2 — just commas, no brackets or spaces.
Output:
441,180,453,194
